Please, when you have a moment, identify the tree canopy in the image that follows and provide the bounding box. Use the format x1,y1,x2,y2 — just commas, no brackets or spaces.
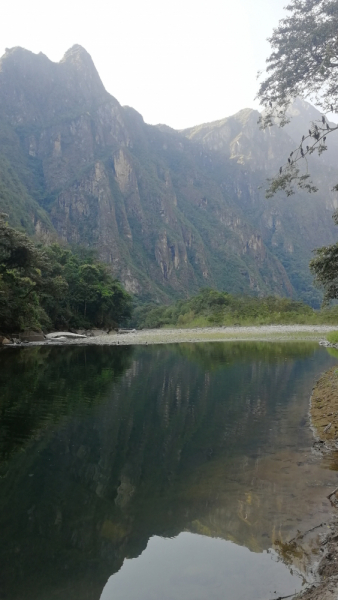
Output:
258,0,338,117
310,211,338,304
257,0,338,197
0,215,132,333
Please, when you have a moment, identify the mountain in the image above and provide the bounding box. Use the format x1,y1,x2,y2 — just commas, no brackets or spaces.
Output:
0,45,337,305
183,101,338,306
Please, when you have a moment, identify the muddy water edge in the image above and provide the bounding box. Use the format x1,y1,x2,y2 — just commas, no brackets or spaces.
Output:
299,358,338,600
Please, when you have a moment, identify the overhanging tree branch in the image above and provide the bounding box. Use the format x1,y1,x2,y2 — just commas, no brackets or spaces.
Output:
256,0,338,196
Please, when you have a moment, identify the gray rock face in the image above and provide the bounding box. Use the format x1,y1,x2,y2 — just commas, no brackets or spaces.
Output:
0,46,335,305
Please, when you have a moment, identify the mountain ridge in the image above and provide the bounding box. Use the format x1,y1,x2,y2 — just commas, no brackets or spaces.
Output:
0,45,336,305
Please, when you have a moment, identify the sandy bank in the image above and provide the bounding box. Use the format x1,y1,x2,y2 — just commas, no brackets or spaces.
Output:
52,324,338,346
311,367,338,448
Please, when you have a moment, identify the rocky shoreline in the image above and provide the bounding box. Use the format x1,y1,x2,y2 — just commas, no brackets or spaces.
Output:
293,368,338,600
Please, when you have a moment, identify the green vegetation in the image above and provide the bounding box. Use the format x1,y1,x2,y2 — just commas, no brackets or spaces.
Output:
0,215,132,333
133,288,338,329
327,331,338,345
310,221,338,305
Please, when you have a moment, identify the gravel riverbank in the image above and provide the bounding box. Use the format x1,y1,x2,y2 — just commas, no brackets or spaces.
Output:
2,325,337,348
47,324,338,346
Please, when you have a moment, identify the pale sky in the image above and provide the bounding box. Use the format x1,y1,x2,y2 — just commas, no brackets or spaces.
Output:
0,0,287,129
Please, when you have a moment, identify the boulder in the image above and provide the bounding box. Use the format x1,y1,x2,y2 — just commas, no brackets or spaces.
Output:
0,336,12,345
46,332,87,339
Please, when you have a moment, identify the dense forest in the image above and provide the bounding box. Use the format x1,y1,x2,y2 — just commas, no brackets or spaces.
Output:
0,215,132,333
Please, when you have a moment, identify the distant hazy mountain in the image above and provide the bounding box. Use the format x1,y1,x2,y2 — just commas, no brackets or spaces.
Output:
0,45,337,305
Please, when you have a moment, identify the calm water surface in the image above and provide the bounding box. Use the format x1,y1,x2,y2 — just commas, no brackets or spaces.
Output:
0,342,337,600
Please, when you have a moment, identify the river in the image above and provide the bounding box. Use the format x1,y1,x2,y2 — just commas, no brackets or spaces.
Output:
0,342,337,600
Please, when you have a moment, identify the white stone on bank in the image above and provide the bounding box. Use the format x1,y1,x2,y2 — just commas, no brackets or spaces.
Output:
46,332,87,339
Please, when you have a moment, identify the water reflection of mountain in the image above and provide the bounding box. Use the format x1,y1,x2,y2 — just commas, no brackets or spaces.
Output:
0,343,335,600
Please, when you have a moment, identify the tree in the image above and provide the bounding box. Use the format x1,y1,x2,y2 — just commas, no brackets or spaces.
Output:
310,229,338,304
257,0,338,197
0,214,62,332
42,244,132,330
0,216,132,333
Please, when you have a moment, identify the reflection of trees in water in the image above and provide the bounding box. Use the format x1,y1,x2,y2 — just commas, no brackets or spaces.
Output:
0,345,133,465
0,343,333,600
174,341,318,371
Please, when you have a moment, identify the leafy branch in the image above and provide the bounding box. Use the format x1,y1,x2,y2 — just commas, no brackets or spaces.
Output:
256,0,338,197
261,112,338,197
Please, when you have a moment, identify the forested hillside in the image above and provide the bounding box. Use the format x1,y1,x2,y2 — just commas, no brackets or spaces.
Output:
0,215,131,333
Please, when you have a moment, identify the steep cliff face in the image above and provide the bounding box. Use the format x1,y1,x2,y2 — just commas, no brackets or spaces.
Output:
0,45,334,303
183,104,338,305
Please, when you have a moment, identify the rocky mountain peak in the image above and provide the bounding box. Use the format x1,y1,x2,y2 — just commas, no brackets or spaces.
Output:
0,47,53,93
61,44,93,65
60,44,106,97
0,45,109,127
0,46,49,70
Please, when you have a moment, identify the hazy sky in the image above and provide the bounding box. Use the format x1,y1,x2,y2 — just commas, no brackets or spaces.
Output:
0,0,288,129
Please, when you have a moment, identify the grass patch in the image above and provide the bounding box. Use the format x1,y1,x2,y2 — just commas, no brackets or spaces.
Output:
327,331,338,344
